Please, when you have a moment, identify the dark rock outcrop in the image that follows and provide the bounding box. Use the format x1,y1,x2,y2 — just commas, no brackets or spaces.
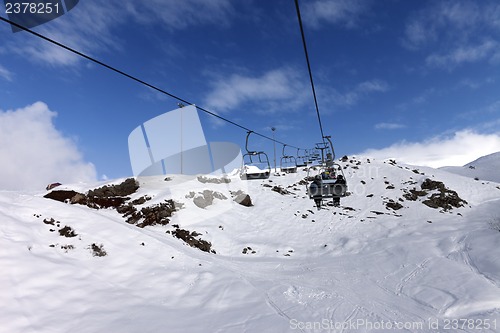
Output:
171,228,215,253
402,178,467,211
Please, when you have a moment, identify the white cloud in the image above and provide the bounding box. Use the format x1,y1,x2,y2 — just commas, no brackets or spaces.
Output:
302,0,371,29
375,123,406,130
403,19,437,50
0,102,97,190
203,70,387,116
203,68,309,114
4,1,123,66
426,39,498,69
403,0,500,69
326,79,389,107
403,0,483,49
3,0,234,66
0,64,13,81
458,77,495,90
360,130,500,168
356,79,389,93
125,0,233,30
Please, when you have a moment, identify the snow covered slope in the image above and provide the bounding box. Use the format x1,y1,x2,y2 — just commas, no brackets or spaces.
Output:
1,156,500,333
441,151,500,183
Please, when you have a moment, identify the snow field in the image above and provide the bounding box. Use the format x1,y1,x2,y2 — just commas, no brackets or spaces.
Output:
1,156,499,332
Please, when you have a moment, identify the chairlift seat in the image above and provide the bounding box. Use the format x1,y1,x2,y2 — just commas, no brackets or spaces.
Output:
240,164,270,180
307,179,347,198
240,131,271,180
280,145,298,173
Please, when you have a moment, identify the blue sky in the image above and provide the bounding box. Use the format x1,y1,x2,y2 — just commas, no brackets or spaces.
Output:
1,0,500,189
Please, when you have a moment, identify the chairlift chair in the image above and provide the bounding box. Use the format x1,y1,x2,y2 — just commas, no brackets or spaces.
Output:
306,136,347,208
296,148,309,168
323,136,336,168
308,149,320,165
240,131,271,180
306,163,347,208
280,144,297,173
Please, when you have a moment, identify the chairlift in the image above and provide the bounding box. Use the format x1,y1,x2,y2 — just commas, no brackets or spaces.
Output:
280,144,297,173
296,148,309,167
314,142,330,166
324,136,336,167
240,131,271,180
308,149,321,164
306,136,347,209
313,136,336,167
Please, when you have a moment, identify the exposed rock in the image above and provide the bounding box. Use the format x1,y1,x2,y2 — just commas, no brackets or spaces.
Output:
43,218,56,225
386,200,403,210
44,190,81,203
60,245,75,252
120,200,178,228
197,176,231,184
403,178,467,211
420,179,446,192
193,193,213,208
213,191,228,200
41,178,216,255
87,178,139,198
59,226,77,238
89,197,130,209
89,243,107,257
70,193,87,205
45,178,139,209
130,195,151,205
423,192,467,211
271,186,291,195
233,191,253,207
46,182,62,191
242,246,255,254
403,189,428,201
193,190,227,209
171,228,215,253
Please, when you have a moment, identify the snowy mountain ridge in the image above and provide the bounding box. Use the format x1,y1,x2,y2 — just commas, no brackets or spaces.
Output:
440,151,500,183
1,155,500,332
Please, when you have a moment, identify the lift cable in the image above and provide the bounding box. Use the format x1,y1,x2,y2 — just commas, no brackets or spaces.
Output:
0,16,303,150
294,0,326,144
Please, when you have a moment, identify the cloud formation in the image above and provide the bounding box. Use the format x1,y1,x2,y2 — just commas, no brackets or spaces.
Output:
0,102,97,190
203,66,390,117
3,0,235,66
302,0,371,29
403,0,500,69
125,0,234,30
325,79,389,107
360,130,500,168
375,123,406,130
203,68,309,114
0,65,13,81
426,39,499,69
